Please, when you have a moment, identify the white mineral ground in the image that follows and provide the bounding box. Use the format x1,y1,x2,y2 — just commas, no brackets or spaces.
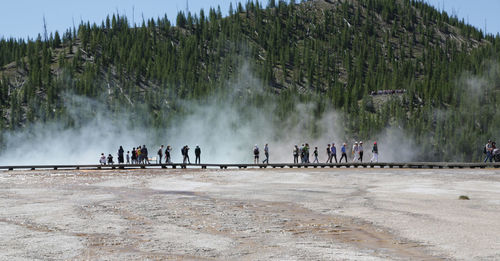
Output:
1,168,499,260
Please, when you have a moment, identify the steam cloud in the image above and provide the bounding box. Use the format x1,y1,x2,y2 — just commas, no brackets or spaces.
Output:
0,64,419,165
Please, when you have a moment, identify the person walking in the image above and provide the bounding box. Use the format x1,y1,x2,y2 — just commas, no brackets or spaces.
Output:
158,145,164,164
165,145,171,163
340,143,348,163
331,143,338,163
313,147,319,163
131,147,137,164
352,142,359,162
300,144,305,163
358,141,364,162
484,140,493,163
253,145,259,164
195,145,201,164
326,144,332,163
293,145,299,164
370,142,378,163
142,145,149,164
137,146,142,163
304,143,310,163
99,153,106,165
182,145,191,164
262,144,269,164
107,154,114,165
118,146,124,164
126,151,130,164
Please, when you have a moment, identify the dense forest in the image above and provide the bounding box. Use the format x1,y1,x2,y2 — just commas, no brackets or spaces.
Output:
1,0,500,162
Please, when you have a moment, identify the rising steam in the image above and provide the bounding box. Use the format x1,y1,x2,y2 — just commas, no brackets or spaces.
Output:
0,64,420,165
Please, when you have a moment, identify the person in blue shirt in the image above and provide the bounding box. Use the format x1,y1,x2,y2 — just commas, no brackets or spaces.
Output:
331,143,338,163
262,144,269,164
339,143,347,163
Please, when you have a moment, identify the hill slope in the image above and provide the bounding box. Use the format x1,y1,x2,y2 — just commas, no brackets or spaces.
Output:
1,0,500,161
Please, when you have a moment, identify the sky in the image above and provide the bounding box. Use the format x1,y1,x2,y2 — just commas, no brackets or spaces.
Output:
0,0,499,39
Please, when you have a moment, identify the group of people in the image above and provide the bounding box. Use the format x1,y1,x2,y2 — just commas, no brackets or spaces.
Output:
99,141,380,165
253,142,379,164
179,145,202,164
483,139,497,162
253,144,269,164
99,144,201,165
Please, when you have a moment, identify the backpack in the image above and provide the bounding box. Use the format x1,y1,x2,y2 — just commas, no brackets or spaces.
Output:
483,146,487,154
254,148,259,155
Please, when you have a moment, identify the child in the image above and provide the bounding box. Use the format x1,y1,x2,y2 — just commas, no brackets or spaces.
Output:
313,147,319,163
99,153,106,165
107,154,114,165
126,151,130,164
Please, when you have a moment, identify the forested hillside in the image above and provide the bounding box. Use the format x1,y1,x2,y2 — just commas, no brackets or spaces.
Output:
1,0,500,162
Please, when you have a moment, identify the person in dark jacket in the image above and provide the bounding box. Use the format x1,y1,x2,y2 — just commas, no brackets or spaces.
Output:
304,143,310,163
195,145,201,164
107,154,114,165
165,145,171,163
326,144,332,163
142,145,149,164
131,147,137,164
253,145,259,164
293,145,299,164
158,145,164,164
118,146,124,164
313,147,319,163
182,145,190,164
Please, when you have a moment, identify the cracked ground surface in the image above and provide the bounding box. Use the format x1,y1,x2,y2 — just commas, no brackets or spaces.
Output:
1,168,500,260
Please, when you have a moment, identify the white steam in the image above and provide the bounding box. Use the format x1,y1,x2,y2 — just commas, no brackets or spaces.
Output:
0,65,416,165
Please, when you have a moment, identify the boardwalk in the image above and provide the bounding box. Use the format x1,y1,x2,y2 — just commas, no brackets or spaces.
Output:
1,162,499,170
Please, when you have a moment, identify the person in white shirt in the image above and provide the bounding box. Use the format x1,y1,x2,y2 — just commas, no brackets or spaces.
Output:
352,142,359,162
358,141,364,162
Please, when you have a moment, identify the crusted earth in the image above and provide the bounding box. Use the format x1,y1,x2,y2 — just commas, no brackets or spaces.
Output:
1,168,499,260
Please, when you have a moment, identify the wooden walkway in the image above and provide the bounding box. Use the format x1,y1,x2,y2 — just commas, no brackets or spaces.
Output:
0,162,499,171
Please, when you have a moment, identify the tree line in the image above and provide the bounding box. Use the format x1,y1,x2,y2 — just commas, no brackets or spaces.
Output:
1,0,500,161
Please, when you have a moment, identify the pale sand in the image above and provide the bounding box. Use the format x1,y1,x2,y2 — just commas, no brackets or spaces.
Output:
0,168,499,260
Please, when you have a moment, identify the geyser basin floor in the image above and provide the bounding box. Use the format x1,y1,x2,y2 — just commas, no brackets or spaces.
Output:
1,169,499,260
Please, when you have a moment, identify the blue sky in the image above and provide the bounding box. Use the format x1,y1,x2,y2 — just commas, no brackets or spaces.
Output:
0,0,499,39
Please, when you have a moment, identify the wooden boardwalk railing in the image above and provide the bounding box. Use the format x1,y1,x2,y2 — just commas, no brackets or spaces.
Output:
0,162,499,171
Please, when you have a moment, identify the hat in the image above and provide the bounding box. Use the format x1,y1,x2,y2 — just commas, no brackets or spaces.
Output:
374,141,377,144
355,142,358,144
360,141,363,144
343,143,347,145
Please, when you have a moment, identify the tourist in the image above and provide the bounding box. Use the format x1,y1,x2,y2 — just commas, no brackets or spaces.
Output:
371,142,378,163
195,145,201,164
